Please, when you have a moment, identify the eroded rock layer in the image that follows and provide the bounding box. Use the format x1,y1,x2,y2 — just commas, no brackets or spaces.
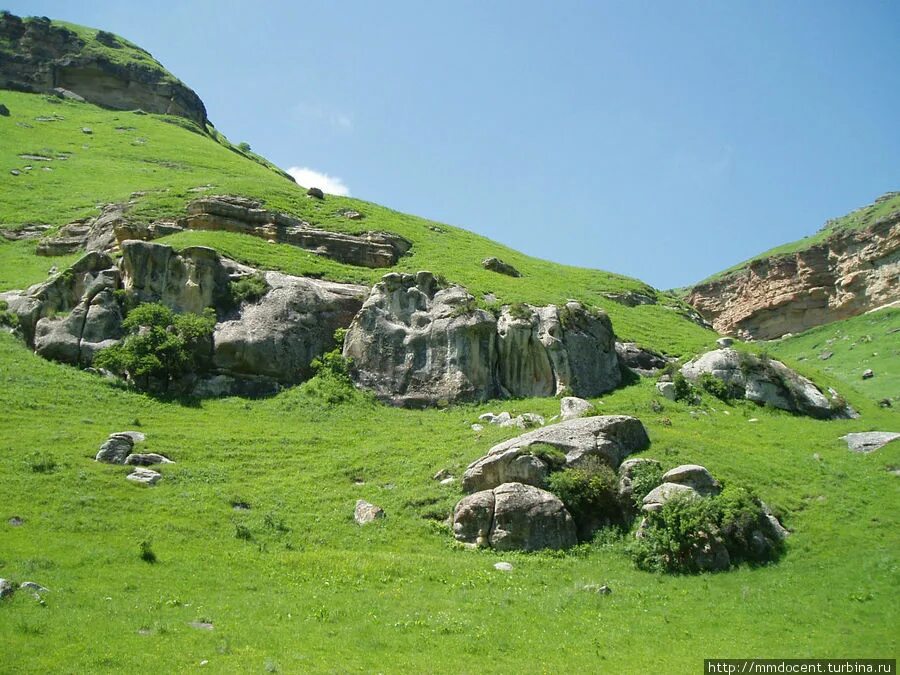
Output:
687,203,899,340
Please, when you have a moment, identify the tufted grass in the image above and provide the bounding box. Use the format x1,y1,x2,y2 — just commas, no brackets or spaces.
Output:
0,331,897,672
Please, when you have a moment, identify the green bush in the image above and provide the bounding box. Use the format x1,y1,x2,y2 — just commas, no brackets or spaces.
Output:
139,539,157,564
547,458,619,539
628,461,664,510
0,300,19,328
230,272,269,306
94,303,216,390
673,373,694,402
628,486,783,574
697,372,732,401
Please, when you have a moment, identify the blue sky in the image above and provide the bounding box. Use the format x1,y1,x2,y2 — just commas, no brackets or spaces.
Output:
7,1,899,288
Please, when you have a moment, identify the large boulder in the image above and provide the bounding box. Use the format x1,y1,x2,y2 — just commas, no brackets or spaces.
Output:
680,348,854,419
615,342,668,376
661,464,721,496
841,432,900,453
462,416,650,493
343,272,499,407
560,396,596,421
120,241,231,314
453,482,577,551
213,272,366,385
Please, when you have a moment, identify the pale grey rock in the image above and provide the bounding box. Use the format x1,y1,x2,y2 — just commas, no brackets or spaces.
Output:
661,464,721,496
440,477,456,486
213,272,365,385
453,482,576,551
841,432,900,454
433,469,453,481
344,274,498,407
478,412,497,422
642,482,700,512
34,284,123,367
127,468,161,485
716,337,734,348
493,562,513,572
482,257,521,277
656,381,677,401
463,415,650,492
0,579,13,599
19,581,49,594
491,412,512,425
862,369,874,379
615,342,668,375
560,396,595,421
681,348,853,419
354,499,385,525
471,423,484,432
125,453,173,466
96,435,134,464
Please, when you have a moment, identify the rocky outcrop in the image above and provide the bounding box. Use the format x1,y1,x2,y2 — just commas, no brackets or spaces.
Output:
5,242,367,395
615,341,668,376
482,257,521,277
343,272,499,406
344,273,621,407
181,196,411,268
680,348,855,419
687,197,900,340
213,271,365,385
452,482,577,551
841,432,900,454
0,13,207,125
36,204,131,256
462,416,650,493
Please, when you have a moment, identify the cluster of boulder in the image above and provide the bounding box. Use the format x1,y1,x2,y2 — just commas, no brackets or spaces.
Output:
0,578,49,602
95,431,172,485
452,414,651,551
343,272,623,406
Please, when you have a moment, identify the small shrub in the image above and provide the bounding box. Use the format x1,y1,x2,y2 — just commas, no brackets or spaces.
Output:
697,372,732,401
237,142,252,153
0,300,18,328
528,443,567,471
234,524,253,541
672,373,694,402
547,458,619,539
506,302,533,322
229,272,269,305
628,462,664,510
25,451,57,474
139,540,157,564
629,486,783,574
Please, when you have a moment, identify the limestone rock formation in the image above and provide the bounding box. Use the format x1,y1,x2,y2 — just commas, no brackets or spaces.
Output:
452,482,577,551
345,273,621,406
462,416,650,493
0,13,207,125
680,348,854,419
213,271,365,386
841,432,900,453
686,196,900,339
343,272,499,407
615,342,668,376
127,468,161,485
354,499,385,525
181,196,411,268
559,396,596,421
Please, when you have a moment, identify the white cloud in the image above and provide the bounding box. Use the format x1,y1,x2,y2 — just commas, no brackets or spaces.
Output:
287,166,351,196
293,103,354,131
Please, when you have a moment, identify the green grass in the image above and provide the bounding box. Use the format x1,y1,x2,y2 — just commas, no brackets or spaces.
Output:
765,308,900,405
0,90,713,357
695,192,900,286
0,332,896,672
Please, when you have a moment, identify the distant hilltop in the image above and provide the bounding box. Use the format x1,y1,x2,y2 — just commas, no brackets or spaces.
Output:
0,11,207,126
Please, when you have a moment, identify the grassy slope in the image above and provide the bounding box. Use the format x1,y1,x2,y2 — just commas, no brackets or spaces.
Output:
693,192,900,286
0,333,897,672
0,90,712,356
766,308,900,405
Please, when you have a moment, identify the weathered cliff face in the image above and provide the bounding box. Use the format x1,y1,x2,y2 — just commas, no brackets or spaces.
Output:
343,272,621,407
0,13,207,126
687,205,899,340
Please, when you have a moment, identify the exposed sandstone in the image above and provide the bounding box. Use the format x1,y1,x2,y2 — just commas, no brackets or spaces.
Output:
687,201,900,340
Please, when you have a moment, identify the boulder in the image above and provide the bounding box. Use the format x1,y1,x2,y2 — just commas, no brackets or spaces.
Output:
841,432,900,454
462,416,650,493
0,579,13,599
34,285,123,367
481,257,521,277
344,273,498,407
307,187,324,199
213,272,366,385
452,482,577,551
617,458,662,517
560,396,595,421
19,582,49,594
615,342,668,375
661,464,721,496
862,369,874,379
120,241,230,314
125,453,173,466
656,381,677,401
716,337,734,348
126,468,161,485
96,434,135,464
354,499,385,525
642,482,700,512
680,348,854,419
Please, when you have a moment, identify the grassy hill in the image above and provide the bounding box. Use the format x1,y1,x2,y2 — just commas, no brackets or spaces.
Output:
1,17,898,673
